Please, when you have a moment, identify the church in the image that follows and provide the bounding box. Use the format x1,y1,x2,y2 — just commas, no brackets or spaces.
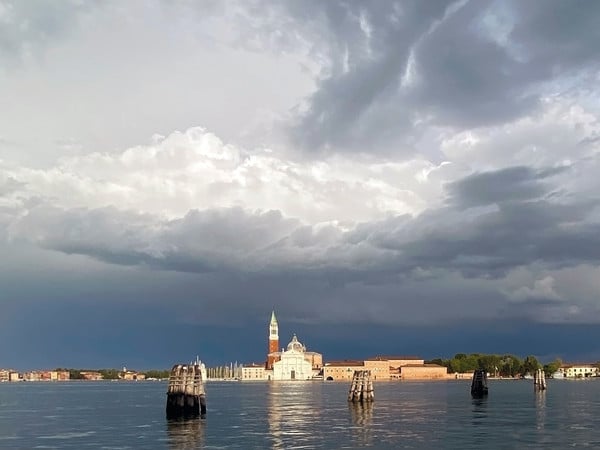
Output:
265,311,323,380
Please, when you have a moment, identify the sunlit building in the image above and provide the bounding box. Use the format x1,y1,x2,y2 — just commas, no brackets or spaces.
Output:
324,356,448,380
272,334,314,380
264,311,323,380
323,361,365,381
241,363,267,380
557,364,598,378
242,311,323,381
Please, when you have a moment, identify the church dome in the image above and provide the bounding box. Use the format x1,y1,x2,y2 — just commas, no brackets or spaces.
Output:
286,334,306,352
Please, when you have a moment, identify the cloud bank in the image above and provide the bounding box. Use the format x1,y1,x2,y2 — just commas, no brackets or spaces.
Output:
1,0,600,366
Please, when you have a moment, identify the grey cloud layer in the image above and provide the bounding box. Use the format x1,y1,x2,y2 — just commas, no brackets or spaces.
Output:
246,0,600,153
0,0,99,64
445,165,567,208
10,163,600,281
5,157,600,329
1,0,600,341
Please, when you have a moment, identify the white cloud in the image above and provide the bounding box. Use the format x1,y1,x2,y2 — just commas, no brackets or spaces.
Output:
440,97,600,171
508,276,562,302
4,126,443,225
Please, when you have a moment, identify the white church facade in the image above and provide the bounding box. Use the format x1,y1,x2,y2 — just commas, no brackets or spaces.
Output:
272,335,314,380
241,311,323,381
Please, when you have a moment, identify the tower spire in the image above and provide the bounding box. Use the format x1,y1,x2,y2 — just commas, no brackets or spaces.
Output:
267,310,279,370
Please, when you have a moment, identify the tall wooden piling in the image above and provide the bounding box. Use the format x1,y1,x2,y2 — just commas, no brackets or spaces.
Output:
470,369,489,398
534,368,547,391
348,370,374,403
166,364,206,419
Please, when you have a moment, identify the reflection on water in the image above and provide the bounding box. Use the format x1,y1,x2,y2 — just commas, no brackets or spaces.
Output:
4,380,600,448
349,401,373,446
471,396,487,426
349,401,373,426
535,390,546,432
268,382,321,449
166,418,204,449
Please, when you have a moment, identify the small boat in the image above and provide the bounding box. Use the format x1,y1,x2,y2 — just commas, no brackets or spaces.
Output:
471,369,489,398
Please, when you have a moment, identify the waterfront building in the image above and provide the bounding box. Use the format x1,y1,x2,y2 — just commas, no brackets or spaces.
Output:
396,363,448,379
121,370,146,381
242,311,324,381
23,371,41,381
323,361,365,381
557,364,599,378
80,371,103,380
241,363,267,380
324,356,448,381
364,357,391,380
21,370,69,381
265,311,323,380
9,371,20,382
304,351,323,371
272,334,314,380
55,370,70,381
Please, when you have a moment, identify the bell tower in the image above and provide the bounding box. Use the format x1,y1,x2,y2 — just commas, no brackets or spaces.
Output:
267,310,279,369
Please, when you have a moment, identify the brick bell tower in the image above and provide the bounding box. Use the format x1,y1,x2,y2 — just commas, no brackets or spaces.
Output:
266,310,279,369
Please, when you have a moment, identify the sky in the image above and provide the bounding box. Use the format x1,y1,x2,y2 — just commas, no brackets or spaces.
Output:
1,0,600,370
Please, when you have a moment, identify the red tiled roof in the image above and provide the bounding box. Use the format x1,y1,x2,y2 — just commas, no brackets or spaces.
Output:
324,360,364,367
401,364,445,368
243,363,265,368
560,363,596,368
366,355,422,361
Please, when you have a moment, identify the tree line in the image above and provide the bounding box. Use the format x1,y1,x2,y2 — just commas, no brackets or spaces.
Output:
426,354,565,377
55,368,170,380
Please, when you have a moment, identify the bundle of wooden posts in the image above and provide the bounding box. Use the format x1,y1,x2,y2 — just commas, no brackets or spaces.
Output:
534,368,547,391
348,370,374,403
166,364,206,419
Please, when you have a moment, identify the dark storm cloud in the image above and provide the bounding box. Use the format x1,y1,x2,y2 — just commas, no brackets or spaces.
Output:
259,0,600,153
347,199,600,279
12,205,306,272
412,0,600,128
445,165,568,208
409,1,533,127
286,0,457,152
510,1,600,70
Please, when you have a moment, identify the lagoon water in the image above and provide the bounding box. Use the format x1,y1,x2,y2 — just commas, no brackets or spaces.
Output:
1,379,599,449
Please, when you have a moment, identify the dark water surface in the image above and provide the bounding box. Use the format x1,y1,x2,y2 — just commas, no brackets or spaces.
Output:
1,379,599,449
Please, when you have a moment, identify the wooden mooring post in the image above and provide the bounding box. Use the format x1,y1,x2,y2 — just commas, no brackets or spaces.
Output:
348,370,374,403
470,369,489,398
534,368,547,391
166,364,206,419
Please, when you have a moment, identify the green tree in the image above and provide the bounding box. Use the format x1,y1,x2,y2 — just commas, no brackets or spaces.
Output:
426,358,444,366
463,354,480,372
499,355,522,377
478,354,502,375
543,358,562,377
522,355,540,375
98,369,120,380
